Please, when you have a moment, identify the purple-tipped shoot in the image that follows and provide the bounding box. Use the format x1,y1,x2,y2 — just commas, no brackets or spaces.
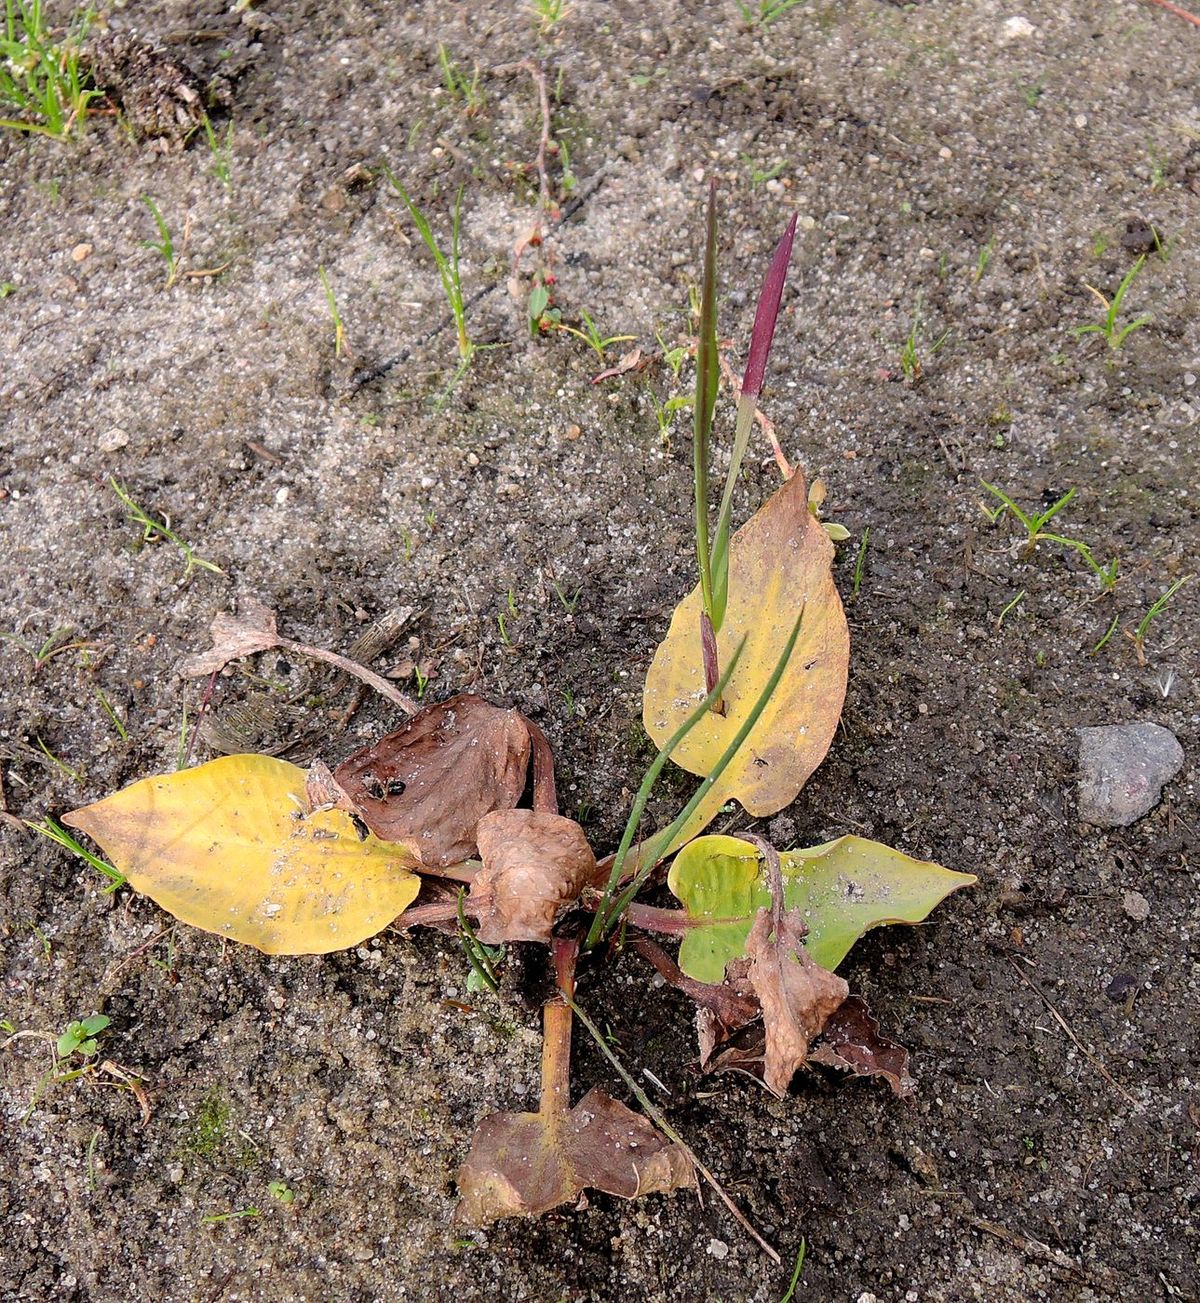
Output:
710,212,798,627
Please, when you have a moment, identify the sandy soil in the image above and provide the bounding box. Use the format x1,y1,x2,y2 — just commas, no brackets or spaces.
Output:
1,2,1197,1300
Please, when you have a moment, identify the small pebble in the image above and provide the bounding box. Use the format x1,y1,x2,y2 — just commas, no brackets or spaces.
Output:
275,486,289,505
71,243,92,262
1002,16,1035,39
1122,890,1150,923
99,427,129,452
706,1238,729,1260
1105,972,1137,1001
1076,722,1184,827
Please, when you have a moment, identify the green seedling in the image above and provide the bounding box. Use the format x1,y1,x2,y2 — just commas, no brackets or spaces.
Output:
974,234,996,283
201,1208,261,1225
0,281,15,296
56,1014,110,1060
740,154,785,187
497,612,512,647
386,170,481,394
28,816,127,889
779,1239,807,1303
140,196,183,289
1128,575,1191,664
557,136,577,194
110,477,223,581
0,623,101,671
0,0,97,139
551,577,582,613
1019,76,1044,108
35,735,80,781
437,43,484,115
1072,255,1151,351
898,293,950,383
413,663,429,700
996,589,1025,627
1092,611,1120,655
852,527,870,598
458,890,501,993
530,0,568,33
654,392,693,442
655,330,688,381
736,0,803,27
553,308,634,360
318,266,348,359
202,115,233,189
979,481,1117,588
94,688,129,740
267,1179,294,1205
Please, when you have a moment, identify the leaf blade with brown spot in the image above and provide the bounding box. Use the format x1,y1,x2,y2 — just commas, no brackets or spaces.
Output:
643,472,849,849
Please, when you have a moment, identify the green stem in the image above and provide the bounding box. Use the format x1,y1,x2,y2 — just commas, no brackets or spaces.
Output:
583,637,747,951
694,181,719,624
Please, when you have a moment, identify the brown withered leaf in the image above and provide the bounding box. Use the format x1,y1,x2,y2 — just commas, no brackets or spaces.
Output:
456,1086,694,1225
744,907,849,1098
180,596,279,677
333,695,531,868
633,938,755,1037
304,758,357,814
470,809,598,944
809,995,916,1098
590,346,649,384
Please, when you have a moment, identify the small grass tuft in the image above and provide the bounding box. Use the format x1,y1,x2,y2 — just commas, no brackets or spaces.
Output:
1127,574,1191,664
1072,255,1151,351
0,0,97,139
28,816,127,889
110,478,223,581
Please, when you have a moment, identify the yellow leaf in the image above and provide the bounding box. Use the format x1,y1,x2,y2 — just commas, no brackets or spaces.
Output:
643,471,849,846
63,755,420,954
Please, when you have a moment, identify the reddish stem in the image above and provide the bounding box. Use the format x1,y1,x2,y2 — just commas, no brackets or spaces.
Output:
542,937,579,1114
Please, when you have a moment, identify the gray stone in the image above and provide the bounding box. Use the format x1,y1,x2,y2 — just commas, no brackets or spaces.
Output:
1076,723,1184,827
1122,890,1151,922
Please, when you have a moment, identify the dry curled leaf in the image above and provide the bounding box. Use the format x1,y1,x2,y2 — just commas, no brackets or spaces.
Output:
470,809,598,944
809,995,915,1098
180,596,279,677
62,754,420,954
333,695,531,868
456,1084,694,1225
744,907,849,1098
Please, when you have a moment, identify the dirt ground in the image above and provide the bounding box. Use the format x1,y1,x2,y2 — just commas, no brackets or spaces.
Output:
2,1,1198,1299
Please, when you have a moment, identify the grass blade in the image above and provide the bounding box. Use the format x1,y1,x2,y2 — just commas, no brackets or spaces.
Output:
585,634,747,949
592,603,807,942
694,180,720,629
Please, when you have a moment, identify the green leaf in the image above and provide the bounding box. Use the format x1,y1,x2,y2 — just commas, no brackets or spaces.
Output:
57,1025,84,1058
667,834,976,983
